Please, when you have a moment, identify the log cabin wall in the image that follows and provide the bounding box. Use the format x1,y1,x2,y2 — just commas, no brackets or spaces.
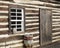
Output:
0,0,60,48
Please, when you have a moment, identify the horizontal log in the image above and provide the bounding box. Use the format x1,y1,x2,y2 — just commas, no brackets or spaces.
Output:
52,10,60,12
52,26,60,29
26,16,39,18
0,6,8,8
0,3,8,6
26,28,39,32
26,25,39,28
52,22,60,25
26,15,39,17
0,7,8,11
0,25,8,28
6,40,23,45
26,27,39,30
53,13,60,14
0,18,8,22
25,18,39,20
52,24,60,26
0,46,5,48
26,19,39,22
0,42,5,47
0,13,8,16
25,8,39,11
52,39,60,42
52,19,60,21
26,23,39,26
26,21,39,24
25,12,39,15
52,28,60,30
25,10,39,13
26,31,39,34
52,36,60,39
33,40,39,44
33,33,39,37
52,29,60,32
0,30,9,34
6,43,23,48
0,22,8,25
25,14,39,16
33,36,39,40
0,16,8,18
52,16,60,19
0,11,8,13
0,28,8,31
52,14,60,16
33,44,40,48
52,32,60,36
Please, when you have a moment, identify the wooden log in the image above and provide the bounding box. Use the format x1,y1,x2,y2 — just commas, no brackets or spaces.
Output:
0,22,8,25
0,18,8,22
52,32,60,36
0,25,8,28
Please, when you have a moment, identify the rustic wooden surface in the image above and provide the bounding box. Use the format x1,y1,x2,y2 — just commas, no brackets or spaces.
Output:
0,0,60,48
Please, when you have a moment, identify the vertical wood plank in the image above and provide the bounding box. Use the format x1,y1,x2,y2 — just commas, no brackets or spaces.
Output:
39,9,52,46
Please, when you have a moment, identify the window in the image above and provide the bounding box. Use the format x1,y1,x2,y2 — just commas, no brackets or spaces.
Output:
9,7,24,33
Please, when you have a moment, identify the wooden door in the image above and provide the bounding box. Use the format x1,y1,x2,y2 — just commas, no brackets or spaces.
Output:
39,9,52,46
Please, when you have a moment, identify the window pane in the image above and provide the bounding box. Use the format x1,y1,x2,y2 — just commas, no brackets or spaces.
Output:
17,17,22,20
11,13,16,16
11,22,16,24
17,9,21,12
11,26,16,28
17,25,21,27
11,9,16,12
17,22,21,24
17,29,21,31
17,13,22,16
11,17,16,20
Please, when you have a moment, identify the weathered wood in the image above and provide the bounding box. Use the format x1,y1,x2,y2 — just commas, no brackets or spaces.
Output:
0,0,59,48
0,25,8,28
0,18,8,22
39,9,52,46
0,30,9,34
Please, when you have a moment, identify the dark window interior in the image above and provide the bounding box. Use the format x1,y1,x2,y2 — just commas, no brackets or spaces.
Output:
17,17,22,20
17,9,22,12
11,9,16,12
17,29,21,31
11,17,16,20
17,22,21,24
11,22,16,24
17,13,22,16
11,13,16,16
17,25,21,27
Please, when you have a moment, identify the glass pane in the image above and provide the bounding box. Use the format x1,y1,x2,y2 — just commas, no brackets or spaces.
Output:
11,9,16,12
11,26,16,28
11,13,16,16
11,22,16,24
17,29,21,31
17,22,21,24
17,17,22,20
17,9,22,12
17,13,22,16
11,17,16,20
17,25,21,28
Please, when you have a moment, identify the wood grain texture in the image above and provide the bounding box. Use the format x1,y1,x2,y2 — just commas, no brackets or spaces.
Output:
39,9,52,46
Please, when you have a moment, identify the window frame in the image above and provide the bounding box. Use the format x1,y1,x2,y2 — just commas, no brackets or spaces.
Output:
8,5,25,34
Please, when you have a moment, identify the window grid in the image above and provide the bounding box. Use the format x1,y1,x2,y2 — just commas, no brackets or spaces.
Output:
10,8,24,32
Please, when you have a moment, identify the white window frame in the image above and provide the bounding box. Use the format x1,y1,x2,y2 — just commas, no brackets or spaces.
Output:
9,7,25,33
